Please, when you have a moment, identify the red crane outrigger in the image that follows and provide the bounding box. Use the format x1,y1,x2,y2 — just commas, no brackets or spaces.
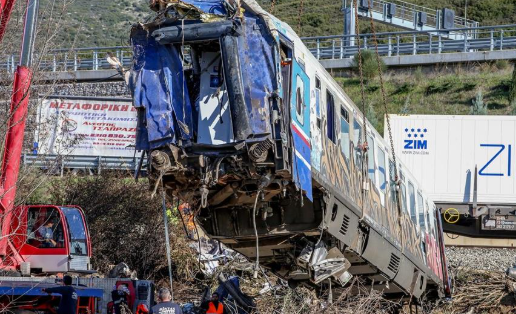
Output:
0,0,92,275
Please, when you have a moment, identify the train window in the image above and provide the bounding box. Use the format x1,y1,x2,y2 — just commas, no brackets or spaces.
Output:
295,75,305,125
433,205,439,239
315,77,321,129
353,119,363,169
377,148,387,193
399,172,407,214
417,192,425,230
428,205,436,236
367,135,376,184
326,91,336,143
408,182,417,224
389,160,397,206
340,107,350,161
424,201,430,233
400,183,407,214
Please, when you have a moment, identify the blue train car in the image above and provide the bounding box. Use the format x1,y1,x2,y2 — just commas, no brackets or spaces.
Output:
129,0,451,302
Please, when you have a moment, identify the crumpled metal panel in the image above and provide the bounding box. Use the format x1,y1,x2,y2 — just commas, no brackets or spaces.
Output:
179,0,227,15
130,29,193,150
238,15,276,136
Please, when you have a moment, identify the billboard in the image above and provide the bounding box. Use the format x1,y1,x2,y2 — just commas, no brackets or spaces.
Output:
36,97,137,157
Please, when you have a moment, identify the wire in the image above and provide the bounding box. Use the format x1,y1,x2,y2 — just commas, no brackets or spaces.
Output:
252,190,261,279
161,190,174,301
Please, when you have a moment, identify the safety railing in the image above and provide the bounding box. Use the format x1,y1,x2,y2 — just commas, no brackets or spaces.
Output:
2,46,133,74
303,24,516,60
22,154,146,175
1,25,515,73
348,0,479,31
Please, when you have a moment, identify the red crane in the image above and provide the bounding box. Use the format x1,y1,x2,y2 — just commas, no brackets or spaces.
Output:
0,0,92,275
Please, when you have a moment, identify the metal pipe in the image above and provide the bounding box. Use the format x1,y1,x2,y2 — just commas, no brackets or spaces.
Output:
162,192,174,300
19,0,39,67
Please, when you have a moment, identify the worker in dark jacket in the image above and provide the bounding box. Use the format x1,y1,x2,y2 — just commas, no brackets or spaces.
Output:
42,275,78,314
201,292,227,314
112,284,130,314
149,288,183,314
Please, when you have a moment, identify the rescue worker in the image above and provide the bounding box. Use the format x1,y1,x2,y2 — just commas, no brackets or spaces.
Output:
36,220,57,247
201,292,227,314
41,275,78,314
112,284,130,314
136,303,150,314
149,288,183,314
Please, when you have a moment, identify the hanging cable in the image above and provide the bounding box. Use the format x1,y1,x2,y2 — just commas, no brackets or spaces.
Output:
161,190,175,301
365,0,399,184
252,190,261,279
269,0,276,14
353,0,370,208
297,0,304,34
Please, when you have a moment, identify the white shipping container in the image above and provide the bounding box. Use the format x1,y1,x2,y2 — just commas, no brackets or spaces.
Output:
386,114,516,205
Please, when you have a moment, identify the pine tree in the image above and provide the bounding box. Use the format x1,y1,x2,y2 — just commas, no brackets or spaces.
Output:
470,90,487,115
367,103,379,130
400,95,411,114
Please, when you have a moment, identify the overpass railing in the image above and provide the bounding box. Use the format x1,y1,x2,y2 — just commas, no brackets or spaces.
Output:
1,25,515,73
303,24,516,60
2,46,133,74
351,0,479,31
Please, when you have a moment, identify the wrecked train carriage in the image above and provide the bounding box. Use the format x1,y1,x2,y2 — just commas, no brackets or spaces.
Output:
130,0,451,302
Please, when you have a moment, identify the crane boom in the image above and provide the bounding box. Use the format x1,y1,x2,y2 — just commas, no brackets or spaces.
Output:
0,0,38,260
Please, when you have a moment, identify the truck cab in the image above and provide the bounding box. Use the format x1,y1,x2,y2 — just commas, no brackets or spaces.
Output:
7,205,92,274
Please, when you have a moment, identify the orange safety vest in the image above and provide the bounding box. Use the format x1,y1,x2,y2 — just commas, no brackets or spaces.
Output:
136,304,149,314
206,302,224,314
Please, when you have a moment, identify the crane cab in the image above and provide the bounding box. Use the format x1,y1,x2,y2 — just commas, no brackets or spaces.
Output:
9,205,92,274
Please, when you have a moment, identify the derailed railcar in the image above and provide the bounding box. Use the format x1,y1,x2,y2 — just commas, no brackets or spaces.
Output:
129,0,451,302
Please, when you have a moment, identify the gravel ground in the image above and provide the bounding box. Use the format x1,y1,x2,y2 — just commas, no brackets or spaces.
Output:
445,247,516,272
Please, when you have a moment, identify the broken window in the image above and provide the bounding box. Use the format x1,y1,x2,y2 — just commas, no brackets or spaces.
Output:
295,75,305,125
340,106,350,161
408,181,417,225
326,91,336,143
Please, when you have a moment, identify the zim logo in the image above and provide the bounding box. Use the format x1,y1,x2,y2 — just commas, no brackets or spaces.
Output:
403,128,428,150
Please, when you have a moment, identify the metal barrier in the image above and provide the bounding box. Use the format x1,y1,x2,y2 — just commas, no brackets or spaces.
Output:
303,24,516,60
22,154,146,175
349,0,479,33
1,25,515,73
2,46,133,74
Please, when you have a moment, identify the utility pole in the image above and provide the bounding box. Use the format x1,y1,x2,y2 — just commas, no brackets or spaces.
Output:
342,0,356,46
464,0,468,26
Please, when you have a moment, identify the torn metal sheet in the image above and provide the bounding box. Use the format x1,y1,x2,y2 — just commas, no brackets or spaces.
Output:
149,0,227,22
130,27,194,150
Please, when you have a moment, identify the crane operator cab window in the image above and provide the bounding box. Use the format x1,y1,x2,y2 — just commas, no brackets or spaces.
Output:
27,208,64,248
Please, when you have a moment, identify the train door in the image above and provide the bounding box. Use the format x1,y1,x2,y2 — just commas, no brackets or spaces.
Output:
288,47,312,201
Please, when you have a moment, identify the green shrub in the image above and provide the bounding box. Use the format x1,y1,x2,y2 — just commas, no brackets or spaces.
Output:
495,59,509,70
470,90,488,115
352,50,387,81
